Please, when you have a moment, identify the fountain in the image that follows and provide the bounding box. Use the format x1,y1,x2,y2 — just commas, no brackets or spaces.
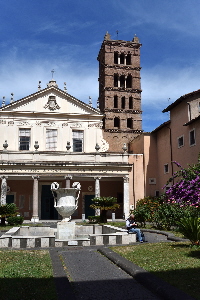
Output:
0,181,137,248
51,181,81,240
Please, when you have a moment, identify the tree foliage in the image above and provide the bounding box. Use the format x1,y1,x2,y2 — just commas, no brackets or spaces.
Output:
90,196,119,223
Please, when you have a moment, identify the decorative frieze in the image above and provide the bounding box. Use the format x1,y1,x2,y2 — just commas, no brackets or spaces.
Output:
70,123,82,128
18,121,31,126
88,122,103,128
62,123,68,127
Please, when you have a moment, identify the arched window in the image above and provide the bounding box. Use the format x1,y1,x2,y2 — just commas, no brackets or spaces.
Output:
114,95,118,108
129,96,133,109
114,52,118,64
120,75,125,88
126,75,132,88
121,97,125,109
114,74,118,87
102,117,105,129
114,117,120,128
120,53,125,64
126,54,131,65
127,118,133,129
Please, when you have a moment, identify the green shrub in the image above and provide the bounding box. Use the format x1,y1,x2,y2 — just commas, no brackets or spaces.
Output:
88,216,101,223
7,216,24,226
90,196,119,223
152,203,185,230
177,217,200,245
0,203,17,217
132,197,160,227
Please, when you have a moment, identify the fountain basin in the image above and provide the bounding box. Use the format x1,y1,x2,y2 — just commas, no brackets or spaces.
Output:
0,224,136,248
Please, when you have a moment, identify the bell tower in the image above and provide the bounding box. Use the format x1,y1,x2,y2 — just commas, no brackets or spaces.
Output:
97,32,143,152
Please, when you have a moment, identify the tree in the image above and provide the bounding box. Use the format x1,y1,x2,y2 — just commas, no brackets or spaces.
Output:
0,203,17,226
90,196,120,223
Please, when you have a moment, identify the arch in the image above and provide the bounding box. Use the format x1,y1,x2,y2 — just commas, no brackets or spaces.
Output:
114,117,120,128
127,118,133,129
114,52,118,64
121,97,125,109
120,75,125,88
114,95,118,108
129,96,133,109
114,74,118,87
126,74,132,88
126,53,131,65
120,53,125,64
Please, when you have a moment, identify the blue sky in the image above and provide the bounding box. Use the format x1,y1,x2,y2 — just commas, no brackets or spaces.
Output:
1,0,200,131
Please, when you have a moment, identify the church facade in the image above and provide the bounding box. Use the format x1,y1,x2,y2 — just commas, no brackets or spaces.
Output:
0,33,145,221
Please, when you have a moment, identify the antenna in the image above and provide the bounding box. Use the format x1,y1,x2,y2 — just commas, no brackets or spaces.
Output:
64,82,67,92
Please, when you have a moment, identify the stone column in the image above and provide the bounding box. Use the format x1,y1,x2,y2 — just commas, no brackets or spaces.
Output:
123,175,130,219
31,176,39,222
65,175,72,188
94,177,101,216
0,176,8,205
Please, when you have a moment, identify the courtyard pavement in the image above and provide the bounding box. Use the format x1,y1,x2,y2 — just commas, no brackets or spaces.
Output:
49,229,194,300
0,220,195,300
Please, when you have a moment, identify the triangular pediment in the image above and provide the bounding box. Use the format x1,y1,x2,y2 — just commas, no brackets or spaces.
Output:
0,85,101,116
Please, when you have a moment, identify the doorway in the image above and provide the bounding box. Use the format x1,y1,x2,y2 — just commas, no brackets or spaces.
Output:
41,185,58,220
85,195,95,218
6,194,14,204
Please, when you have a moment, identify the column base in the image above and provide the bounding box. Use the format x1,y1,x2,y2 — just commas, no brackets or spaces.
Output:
31,216,39,223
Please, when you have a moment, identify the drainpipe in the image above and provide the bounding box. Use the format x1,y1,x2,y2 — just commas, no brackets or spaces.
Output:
187,102,191,122
167,126,174,184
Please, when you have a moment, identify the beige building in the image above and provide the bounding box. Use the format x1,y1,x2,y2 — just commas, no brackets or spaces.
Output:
130,88,200,198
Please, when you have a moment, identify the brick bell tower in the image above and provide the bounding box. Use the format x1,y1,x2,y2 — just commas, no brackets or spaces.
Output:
97,32,143,152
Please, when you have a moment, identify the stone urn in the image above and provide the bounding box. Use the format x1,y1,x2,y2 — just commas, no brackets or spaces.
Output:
51,182,81,221
51,182,81,240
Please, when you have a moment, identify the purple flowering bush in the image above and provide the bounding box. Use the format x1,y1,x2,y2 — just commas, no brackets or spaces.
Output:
164,160,200,209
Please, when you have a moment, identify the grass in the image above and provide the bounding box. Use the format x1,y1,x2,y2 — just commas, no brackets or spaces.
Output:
112,242,200,300
0,249,57,300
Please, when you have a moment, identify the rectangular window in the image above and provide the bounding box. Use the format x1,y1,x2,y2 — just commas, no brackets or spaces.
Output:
189,129,196,146
46,129,58,150
73,130,83,152
177,135,184,148
164,164,169,174
19,128,31,150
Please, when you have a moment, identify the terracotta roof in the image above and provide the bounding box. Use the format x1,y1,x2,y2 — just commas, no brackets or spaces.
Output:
162,88,200,112
183,114,200,126
151,120,171,133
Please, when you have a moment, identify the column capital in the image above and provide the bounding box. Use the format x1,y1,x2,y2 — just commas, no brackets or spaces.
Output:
0,175,8,179
32,175,40,180
123,175,129,183
94,176,101,180
65,175,72,180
